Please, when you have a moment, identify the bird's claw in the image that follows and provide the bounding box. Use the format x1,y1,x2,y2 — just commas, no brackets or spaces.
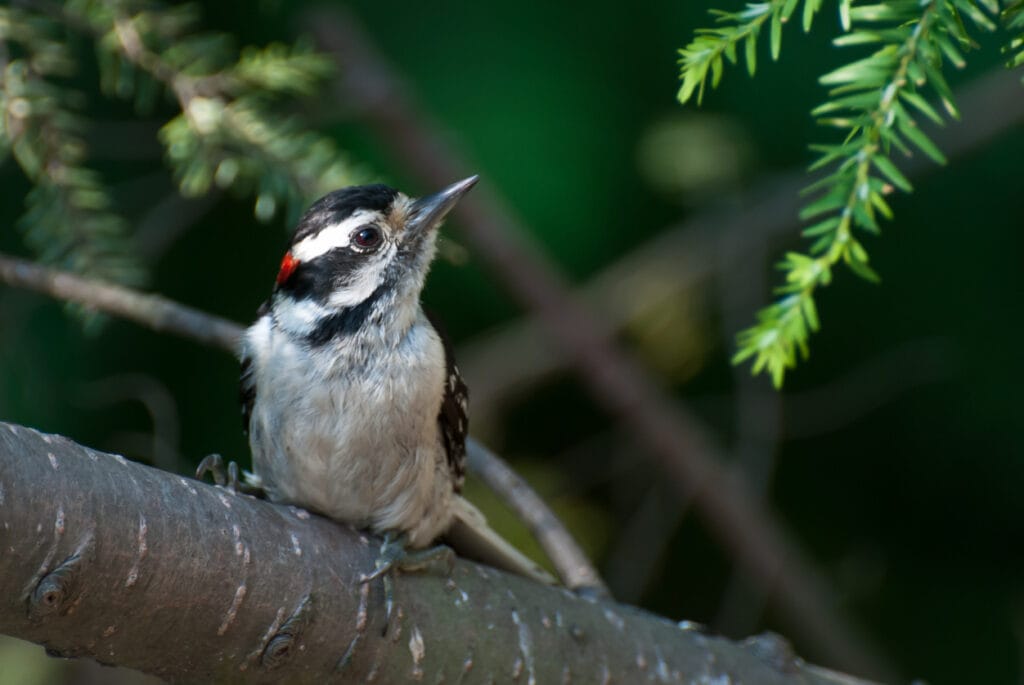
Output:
358,533,455,629
195,453,228,487
195,453,265,497
358,558,396,585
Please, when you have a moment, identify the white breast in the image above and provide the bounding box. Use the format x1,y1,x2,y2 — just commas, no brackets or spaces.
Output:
243,311,455,547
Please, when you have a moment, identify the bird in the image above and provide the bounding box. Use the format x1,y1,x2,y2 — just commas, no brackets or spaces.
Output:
201,176,553,592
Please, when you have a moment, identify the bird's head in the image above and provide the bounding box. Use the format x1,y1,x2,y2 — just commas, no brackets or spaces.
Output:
270,176,478,344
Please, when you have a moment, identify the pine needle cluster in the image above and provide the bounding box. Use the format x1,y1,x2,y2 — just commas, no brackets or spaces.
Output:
1,0,361,304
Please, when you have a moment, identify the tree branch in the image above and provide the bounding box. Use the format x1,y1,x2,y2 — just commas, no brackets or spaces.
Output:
466,438,609,598
0,252,242,353
0,421,879,684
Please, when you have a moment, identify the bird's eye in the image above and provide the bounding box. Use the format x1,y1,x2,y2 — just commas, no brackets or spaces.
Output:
352,226,383,250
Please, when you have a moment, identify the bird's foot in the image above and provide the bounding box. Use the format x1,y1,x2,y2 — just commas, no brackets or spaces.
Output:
195,453,265,497
359,532,455,627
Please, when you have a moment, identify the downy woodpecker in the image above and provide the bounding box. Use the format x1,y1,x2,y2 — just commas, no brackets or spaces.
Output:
234,176,552,586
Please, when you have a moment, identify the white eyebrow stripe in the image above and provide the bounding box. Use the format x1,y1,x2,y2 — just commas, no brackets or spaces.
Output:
291,210,377,262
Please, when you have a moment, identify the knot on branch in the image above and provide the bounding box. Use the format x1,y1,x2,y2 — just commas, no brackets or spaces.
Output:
29,552,83,620
259,593,314,670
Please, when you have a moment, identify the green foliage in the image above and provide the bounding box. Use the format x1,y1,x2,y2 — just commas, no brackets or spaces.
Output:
73,0,363,222
1005,0,1024,67
677,0,826,105
0,6,141,288
679,0,1020,387
0,0,362,297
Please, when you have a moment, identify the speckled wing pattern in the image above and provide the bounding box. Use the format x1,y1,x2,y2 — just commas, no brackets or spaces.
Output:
439,357,468,492
427,310,468,493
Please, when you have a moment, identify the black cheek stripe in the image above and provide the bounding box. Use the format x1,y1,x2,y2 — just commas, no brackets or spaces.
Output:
304,286,387,346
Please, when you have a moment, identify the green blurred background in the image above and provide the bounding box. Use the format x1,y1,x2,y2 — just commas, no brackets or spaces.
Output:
1,1,1022,683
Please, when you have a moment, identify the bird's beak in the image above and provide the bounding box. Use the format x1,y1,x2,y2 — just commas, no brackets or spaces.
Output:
407,175,479,238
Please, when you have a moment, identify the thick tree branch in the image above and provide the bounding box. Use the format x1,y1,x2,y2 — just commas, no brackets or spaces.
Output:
0,252,604,597
0,421,878,684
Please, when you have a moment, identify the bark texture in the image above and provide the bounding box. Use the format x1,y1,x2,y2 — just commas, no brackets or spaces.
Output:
0,421,877,684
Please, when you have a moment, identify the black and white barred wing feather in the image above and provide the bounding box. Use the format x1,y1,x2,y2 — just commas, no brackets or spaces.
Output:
437,347,468,492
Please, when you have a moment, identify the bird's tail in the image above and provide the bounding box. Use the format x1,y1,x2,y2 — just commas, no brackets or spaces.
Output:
445,495,557,586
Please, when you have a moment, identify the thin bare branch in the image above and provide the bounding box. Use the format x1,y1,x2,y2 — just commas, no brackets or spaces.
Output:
0,420,881,685
0,253,242,352
465,438,609,598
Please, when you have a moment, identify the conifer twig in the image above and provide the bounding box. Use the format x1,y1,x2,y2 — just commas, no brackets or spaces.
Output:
680,0,1011,385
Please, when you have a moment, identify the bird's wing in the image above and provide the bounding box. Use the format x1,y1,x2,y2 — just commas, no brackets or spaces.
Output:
423,310,551,583
438,358,468,492
425,309,468,492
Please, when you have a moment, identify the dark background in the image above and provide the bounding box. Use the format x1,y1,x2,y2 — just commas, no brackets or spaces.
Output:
1,1,1022,683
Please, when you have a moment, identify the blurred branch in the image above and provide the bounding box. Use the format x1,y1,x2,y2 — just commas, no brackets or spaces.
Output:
458,172,797,424
0,421,880,685
77,373,183,473
134,191,222,262
604,476,690,605
714,241,783,637
0,253,242,352
782,337,955,439
0,252,601,595
461,66,1024,423
308,7,889,676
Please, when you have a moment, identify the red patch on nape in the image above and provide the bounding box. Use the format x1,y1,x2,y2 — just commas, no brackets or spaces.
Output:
276,252,299,285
